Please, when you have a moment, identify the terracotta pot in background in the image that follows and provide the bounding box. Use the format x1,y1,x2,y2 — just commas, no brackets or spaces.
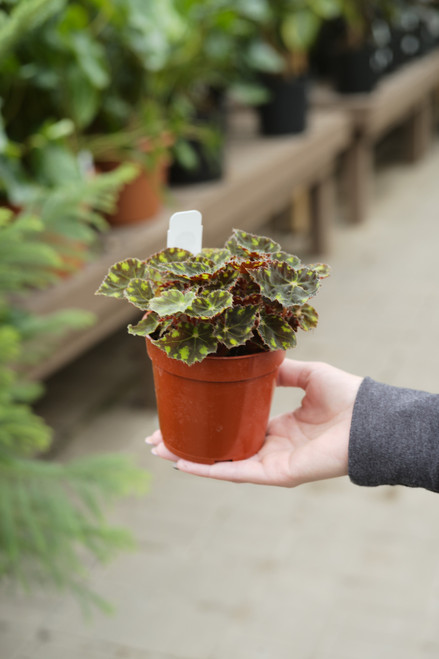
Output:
99,157,168,226
146,339,285,464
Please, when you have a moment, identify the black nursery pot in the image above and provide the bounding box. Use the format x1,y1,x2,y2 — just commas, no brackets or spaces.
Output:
334,44,379,94
169,88,225,185
169,136,224,185
258,75,308,136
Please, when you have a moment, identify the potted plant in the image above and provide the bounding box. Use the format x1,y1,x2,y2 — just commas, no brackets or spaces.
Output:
96,227,329,464
86,102,176,226
243,0,341,135
331,0,396,93
0,110,137,274
79,1,185,223
0,0,180,225
150,0,279,184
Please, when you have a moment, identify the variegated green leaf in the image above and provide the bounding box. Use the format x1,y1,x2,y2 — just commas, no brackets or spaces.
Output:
155,321,217,364
152,278,188,297
199,263,240,292
96,258,147,298
211,263,240,289
272,251,302,268
200,248,231,267
213,305,257,349
309,263,331,279
164,257,215,281
147,247,193,269
296,304,319,331
186,289,233,319
250,262,319,306
128,312,160,336
123,278,154,310
258,312,297,350
149,289,196,316
226,229,281,257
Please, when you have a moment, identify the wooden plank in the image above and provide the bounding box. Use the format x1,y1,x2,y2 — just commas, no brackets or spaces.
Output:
313,51,439,225
342,133,374,224
313,50,439,139
22,109,351,380
405,96,434,162
310,166,336,254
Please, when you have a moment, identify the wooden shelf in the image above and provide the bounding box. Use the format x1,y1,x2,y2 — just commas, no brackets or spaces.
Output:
313,49,439,223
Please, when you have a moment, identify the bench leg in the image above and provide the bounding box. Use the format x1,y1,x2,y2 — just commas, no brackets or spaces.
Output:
310,171,335,255
405,97,433,162
342,134,373,224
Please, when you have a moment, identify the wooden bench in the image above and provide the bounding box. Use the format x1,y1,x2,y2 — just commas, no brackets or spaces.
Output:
313,49,439,224
22,108,351,381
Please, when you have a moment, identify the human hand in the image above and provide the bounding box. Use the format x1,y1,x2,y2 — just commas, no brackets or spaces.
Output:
146,359,363,487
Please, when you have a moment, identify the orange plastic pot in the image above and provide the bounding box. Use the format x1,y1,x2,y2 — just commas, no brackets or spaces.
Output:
98,158,168,225
146,339,285,464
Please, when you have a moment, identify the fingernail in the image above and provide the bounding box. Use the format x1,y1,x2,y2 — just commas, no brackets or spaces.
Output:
145,438,154,445
173,464,179,471
151,448,158,456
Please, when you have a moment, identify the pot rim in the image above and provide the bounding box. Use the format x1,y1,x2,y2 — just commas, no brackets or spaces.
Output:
146,337,285,382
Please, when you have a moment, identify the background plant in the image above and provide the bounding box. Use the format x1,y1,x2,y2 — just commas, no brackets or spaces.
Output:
336,0,397,47
97,229,330,366
0,0,180,185
0,206,150,614
239,0,342,77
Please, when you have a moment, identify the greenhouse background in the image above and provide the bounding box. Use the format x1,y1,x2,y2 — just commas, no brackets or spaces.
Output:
1,1,439,657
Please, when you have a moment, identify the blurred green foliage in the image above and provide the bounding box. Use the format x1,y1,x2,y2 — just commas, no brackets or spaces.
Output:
0,205,150,614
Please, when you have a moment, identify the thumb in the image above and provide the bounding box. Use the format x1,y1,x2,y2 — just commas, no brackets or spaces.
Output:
276,359,322,390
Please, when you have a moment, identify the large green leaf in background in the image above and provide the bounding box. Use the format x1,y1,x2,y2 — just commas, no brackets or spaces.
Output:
281,9,321,51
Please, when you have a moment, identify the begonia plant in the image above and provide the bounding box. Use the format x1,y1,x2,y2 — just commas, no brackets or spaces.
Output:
96,229,329,365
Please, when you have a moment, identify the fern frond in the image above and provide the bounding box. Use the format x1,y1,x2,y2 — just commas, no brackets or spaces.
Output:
0,454,149,613
31,163,139,239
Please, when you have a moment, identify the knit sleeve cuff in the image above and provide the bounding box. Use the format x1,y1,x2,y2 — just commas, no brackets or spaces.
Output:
348,377,439,492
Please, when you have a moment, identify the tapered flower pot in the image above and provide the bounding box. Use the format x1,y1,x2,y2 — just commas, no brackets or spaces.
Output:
258,75,308,136
169,90,226,185
334,44,379,94
98,158,168,225
146,339,285,464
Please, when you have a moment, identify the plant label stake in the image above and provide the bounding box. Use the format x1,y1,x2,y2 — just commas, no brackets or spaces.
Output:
167,210,203,254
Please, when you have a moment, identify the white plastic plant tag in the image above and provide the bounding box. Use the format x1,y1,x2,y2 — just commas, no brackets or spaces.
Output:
77,149,94,177
167,210,203,254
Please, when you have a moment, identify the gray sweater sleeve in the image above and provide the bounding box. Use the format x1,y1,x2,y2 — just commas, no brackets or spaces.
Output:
349,377,439,492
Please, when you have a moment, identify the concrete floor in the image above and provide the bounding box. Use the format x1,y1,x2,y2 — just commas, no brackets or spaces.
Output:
2,134,439,659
